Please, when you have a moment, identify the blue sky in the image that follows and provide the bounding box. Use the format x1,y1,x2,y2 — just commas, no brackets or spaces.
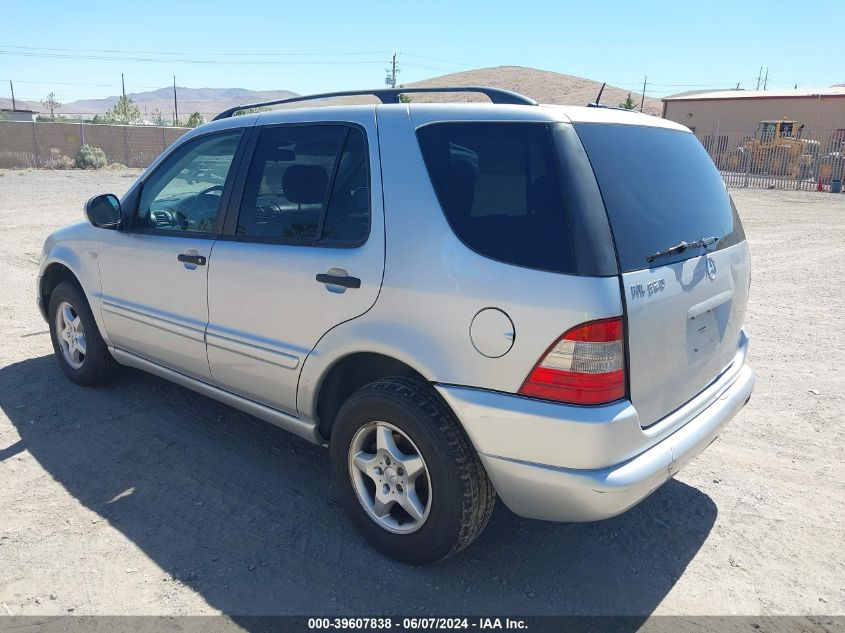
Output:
2,0,842,107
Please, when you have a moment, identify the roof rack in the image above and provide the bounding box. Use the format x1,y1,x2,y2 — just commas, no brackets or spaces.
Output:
213,86,537,120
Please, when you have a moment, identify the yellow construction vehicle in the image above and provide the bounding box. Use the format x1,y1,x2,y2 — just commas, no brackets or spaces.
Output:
728,119,820,177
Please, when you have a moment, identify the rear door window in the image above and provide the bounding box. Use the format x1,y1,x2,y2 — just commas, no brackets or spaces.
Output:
574,123,745,272
236,124,370,245
417,122,575,274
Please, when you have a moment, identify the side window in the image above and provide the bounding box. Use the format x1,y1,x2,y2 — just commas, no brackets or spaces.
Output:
416,122,574,274
236,125,370,245
137,130,243,234
321,128,370,245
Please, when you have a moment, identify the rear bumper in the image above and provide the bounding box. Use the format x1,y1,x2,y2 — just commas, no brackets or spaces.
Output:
435,335,755,522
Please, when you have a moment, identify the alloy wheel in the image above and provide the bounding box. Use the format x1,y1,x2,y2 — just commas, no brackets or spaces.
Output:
348,421,432,534
55,300,86,369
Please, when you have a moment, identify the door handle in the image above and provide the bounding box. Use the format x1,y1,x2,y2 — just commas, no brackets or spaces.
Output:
316,273,360,289
178,253,206,266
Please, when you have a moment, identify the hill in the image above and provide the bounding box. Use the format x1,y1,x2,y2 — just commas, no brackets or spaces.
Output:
64,87,299,121
301,66,662,115
403,66,662,115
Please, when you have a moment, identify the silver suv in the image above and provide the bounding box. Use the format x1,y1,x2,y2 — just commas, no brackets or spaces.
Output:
37,87,755,564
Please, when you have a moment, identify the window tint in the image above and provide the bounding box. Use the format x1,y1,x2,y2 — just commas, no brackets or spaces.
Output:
574,123,745,272
237,125,370,245
137,131,242,233
321,128,370,244
416,122,574,274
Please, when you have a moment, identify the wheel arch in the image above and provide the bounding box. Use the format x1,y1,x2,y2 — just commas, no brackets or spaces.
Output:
311,351,428,440
39,245,110,347
40,261,84,317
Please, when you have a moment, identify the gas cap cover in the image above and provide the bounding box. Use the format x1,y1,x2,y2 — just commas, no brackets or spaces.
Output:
470,308,515,358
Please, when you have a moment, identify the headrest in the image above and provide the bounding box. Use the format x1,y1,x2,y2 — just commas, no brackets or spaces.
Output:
282,164,328,204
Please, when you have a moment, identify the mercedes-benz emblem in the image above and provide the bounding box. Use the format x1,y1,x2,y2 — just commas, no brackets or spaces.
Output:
706,256,717,280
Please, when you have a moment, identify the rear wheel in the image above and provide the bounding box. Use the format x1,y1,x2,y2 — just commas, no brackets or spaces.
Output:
48,281,118,386
330,377,496,565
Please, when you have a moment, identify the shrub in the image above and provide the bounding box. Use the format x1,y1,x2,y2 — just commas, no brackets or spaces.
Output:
186,112,205,128
618,93,636,110
77,144,107,169
45,148,75,170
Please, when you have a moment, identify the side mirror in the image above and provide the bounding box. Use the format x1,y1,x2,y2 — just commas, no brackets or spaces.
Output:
85,194,122,229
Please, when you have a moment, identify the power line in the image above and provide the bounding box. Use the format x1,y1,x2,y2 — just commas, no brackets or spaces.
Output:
0,43,392,57
0,45,481,72
0,50,388,65
403,61,460,73
0,44,479,68
1,79,127,88
402,53,476,67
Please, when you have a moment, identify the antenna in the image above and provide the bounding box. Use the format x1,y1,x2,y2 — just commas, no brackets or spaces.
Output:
640,75,647,112
590,83,606,107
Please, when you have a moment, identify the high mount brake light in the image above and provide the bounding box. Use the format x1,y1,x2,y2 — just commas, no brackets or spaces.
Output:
519,317,626,405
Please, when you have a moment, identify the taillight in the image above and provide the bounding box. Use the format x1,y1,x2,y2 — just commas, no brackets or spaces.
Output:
519,317,625,405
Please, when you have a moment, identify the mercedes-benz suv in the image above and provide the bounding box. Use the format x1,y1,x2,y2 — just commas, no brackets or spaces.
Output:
37,87,755,564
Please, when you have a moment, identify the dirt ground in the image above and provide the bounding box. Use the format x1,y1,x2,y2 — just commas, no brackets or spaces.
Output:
0,168,842,617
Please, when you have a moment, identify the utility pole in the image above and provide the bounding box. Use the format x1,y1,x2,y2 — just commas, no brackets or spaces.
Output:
173,76,178,125
121,73,126,97
763,67,769,90
386,53,399,89
756,66,762,90
9,80,15,111
639,75,647,112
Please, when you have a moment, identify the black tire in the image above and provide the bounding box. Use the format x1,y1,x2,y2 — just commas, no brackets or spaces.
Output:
48,281,119,386
330,376,496,565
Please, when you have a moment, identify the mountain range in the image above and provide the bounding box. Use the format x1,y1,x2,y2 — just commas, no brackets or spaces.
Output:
0,66,663,120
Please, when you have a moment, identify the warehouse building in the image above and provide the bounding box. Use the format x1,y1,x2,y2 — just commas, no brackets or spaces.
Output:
662,87,845,153
662,87,845,188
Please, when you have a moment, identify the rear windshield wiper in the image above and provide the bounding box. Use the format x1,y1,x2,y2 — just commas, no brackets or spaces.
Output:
647,236,719,263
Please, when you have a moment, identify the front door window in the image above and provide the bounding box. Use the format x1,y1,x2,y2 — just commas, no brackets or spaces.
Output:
137,130,243,233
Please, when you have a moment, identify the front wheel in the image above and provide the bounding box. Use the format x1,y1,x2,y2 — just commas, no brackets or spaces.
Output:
48,281,118,386
330,377,496,565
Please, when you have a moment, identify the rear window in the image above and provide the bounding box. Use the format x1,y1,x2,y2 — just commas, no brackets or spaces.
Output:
417,122,575,274
574,123,745,272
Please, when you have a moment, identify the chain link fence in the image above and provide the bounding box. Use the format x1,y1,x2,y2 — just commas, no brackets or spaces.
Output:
694,124,845,191
664,92,845,192
0,120,190,169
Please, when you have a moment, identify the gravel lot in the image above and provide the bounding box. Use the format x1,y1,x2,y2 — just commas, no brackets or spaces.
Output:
0,168,843,617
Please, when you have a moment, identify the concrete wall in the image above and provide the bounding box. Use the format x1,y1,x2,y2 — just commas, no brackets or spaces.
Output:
0,120,190,169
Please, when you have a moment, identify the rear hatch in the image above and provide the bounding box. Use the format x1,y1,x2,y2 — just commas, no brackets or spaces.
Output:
575,122,750,427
